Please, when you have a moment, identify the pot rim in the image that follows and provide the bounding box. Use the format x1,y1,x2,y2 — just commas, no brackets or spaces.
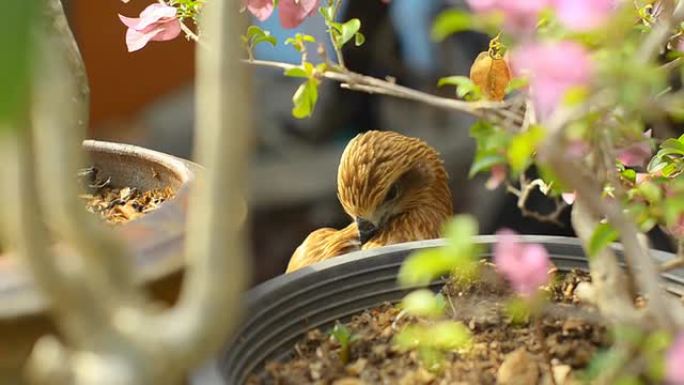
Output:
0,140,195,319
246,236,683,307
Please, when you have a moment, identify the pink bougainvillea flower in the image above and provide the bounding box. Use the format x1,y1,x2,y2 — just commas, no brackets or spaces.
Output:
465,0,499,13
553,0,617,31
118,3,181,52
244,0,275,21
466,0,550,35
494,229,552,297
486,164,507,190
666,333,684,384
635,172,650,184
511,41,593,119
279,0,320,29
561,192,576,205
617,130,653,167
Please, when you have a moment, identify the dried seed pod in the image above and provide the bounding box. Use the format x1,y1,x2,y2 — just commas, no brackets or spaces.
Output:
469,51,511,101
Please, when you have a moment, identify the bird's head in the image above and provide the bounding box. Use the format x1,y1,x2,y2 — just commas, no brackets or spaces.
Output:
337,131,450,245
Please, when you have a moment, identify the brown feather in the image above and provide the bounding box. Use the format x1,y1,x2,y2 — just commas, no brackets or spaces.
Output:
287,131,453,273
286,223,360,273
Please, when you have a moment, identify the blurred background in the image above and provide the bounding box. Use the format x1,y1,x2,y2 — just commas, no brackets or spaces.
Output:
64,0,577,286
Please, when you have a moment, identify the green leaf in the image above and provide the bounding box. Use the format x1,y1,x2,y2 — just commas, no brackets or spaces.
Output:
621,168,637,183
339,18,361,46
291,79,319,119
393,322,471,351
0,1,36,130
588,223,619,257
284,66,309,78
637,182,662,203
443,215,478,252
507,125,546,174
431,9,473,41
331,322,352,346
252,35,277,48
330,322,354,364
428,321,472,350
437,76,482,99
469,152,506,177
301,34,316,43
246,25,267,40
505,77,529,94
402,289,445,318
398,249,455,286
664,196,684,228
354,32,366,46
661,138,684,154
319,6,335,22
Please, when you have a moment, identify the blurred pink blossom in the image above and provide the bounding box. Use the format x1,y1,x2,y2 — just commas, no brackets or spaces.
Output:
466,0,550,35
244,0,275,21
666,333,684,384
494,229,552,297
118,3,181,52
279,0,319,29
486,164,507,190
561,192,576,205
616,130,653,167
511,41,593,119
635,173,650,184
553,0,617,31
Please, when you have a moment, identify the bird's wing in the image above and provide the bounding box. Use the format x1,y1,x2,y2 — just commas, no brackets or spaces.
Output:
286,222,360,273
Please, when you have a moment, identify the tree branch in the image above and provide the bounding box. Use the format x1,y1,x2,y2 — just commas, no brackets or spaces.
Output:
506,176,568,226
245,59,519,120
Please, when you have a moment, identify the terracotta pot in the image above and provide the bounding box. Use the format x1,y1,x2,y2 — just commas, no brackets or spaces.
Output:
0,140,196,379
212,236,684,385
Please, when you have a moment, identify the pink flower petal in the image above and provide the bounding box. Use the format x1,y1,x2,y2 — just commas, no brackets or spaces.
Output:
553,0,616,31
465,0,549,35
279,0,319,29
486,164,507,190
494,229,551,297
465,0,499,13
150,18,182,41
666,333,684,384
635,173,650,184
511,41,593,119
125,26,164,52
118,14,142,29
136,3,178,30
119,4,181,52
244,0,275,21
617,142,652,167
561,192,576,205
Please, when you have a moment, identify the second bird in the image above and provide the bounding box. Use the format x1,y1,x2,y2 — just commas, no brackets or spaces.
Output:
286,130,453,272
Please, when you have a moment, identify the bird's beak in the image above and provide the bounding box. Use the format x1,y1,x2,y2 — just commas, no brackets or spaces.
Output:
356,217,378,245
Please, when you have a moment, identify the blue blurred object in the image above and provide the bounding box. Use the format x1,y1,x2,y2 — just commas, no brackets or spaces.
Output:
389,0,442,77
253,0,442,76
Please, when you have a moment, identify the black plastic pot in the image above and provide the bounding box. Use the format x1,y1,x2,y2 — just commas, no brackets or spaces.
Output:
214,236,684,385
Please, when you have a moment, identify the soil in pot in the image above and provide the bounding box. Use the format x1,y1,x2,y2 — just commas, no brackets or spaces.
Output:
247,268,609,385
79,166,175,225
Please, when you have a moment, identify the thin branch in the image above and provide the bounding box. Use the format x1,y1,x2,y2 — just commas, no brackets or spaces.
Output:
245,59,518,120
327,0,345,68
660,241,684,272
158,0,209,49
506,176,568,226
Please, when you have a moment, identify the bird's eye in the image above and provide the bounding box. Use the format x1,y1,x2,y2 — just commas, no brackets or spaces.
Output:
384,184,399,202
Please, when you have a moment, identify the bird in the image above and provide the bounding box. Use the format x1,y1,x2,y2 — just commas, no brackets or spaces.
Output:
286,130,453,273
